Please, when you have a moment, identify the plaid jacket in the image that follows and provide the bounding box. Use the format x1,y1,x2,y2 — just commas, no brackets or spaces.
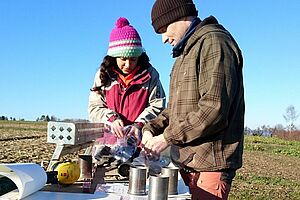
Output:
143,16,245,171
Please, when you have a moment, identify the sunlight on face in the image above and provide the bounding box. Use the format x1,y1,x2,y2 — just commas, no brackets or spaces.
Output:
116,57,139,74
160,20,191,46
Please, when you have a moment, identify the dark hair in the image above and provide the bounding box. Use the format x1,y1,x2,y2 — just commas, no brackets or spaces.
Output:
98,52,150,88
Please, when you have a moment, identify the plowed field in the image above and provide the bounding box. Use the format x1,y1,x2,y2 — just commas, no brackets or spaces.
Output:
1,121,300,199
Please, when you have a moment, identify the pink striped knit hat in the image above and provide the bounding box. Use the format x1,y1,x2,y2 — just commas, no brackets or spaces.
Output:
107,17,143,58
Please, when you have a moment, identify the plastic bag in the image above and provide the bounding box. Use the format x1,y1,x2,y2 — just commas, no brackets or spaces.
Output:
146,154,171,175
92,125,139,163
131,148,171,175
92,123,170,173
111,130,138,162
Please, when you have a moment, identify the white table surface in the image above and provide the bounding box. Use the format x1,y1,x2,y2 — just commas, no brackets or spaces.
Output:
1,176,191,200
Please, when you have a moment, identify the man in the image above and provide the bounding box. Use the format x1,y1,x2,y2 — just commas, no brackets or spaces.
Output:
142,0,245,199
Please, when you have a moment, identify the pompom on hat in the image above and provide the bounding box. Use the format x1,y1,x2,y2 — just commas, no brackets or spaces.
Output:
151,0,198,33
107,17,143,58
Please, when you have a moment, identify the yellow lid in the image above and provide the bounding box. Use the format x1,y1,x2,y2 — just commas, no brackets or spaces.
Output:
54,161,81,184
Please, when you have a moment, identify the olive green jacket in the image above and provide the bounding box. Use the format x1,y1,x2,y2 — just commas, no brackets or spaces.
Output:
143,16,245,171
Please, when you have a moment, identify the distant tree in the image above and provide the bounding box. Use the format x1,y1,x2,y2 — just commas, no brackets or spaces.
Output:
273,124,285,135
0,116,8,120
260,125,273,137
36,115,53,122
40,115,46,121
274,124,285,131
50,115,58,121
252,127,263,136
283,105,299,133
248,125,273,137
244,126,252,135
62,118,89,122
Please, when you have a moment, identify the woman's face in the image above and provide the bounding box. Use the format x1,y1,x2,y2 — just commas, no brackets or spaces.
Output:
116,57,139,75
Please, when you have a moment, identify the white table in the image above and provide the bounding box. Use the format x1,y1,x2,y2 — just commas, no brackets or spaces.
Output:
2,177,191,200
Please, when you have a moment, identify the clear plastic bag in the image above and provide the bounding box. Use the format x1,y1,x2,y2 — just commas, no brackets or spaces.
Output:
111,129,138,162
92,123,170,174
131,148,171,175
92,125,139,163
146,154,171,175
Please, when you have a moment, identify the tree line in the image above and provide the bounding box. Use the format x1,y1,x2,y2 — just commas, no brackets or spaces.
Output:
0,115,88,123
1,105,299,132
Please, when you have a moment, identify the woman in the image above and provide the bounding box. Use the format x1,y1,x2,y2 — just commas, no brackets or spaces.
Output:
88,17,166,144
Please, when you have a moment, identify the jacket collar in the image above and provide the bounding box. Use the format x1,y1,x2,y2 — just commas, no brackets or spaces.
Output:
197,15,219,28
173,16,223,57
172,17,201,58
113,66,151,87
113,66,141,87
182,16,230,56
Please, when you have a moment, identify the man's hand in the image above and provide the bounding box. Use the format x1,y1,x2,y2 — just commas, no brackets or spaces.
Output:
143,134,169,156
141,130,153,146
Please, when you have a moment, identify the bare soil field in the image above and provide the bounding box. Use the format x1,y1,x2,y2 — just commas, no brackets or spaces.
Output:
0,121,55,167
1,121,300,199
0,121,82,167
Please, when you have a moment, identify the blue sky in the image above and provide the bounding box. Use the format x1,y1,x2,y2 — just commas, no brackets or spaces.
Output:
1,0,300,129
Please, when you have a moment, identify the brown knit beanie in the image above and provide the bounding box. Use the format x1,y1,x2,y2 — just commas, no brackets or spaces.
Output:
151,0,198,33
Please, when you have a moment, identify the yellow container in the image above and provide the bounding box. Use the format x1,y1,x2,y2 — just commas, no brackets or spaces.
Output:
52,161,81,184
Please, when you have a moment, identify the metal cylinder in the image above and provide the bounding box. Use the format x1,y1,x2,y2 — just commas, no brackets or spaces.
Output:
78,154,92,179
128,165,147,195
161,166,179,195
148,175,169,200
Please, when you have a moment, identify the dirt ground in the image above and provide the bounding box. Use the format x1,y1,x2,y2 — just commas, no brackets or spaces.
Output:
0,122,80,168
0,122,79,195
1,121,300,199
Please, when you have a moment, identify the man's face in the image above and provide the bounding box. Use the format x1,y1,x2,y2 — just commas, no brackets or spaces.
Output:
159,20,191,46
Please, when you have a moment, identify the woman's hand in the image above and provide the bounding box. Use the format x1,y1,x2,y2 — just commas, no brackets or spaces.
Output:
111,119,124,138
128,125,142,143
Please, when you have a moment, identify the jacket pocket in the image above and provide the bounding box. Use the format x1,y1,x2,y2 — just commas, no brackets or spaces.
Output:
171,145,195,167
